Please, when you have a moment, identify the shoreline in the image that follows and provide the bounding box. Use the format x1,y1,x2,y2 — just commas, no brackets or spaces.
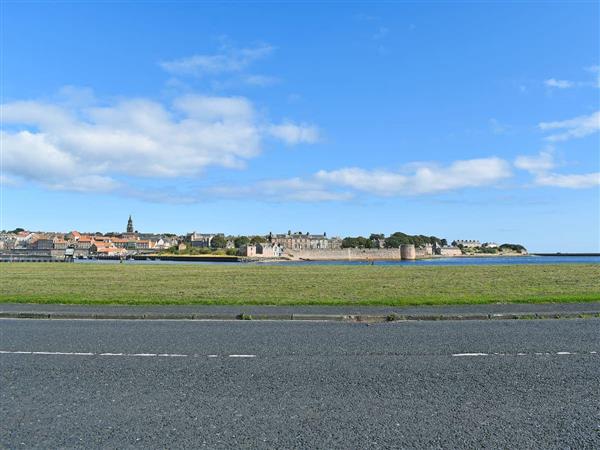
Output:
286,252,528,262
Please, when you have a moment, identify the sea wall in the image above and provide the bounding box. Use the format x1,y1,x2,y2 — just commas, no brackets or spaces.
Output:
288,246,427,261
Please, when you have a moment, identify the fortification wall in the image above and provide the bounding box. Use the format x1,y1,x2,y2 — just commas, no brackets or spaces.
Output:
290,248,400,260
288,248,405,260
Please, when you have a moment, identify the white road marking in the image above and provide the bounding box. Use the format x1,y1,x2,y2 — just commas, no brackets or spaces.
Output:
0,350,231,358
1,350,597,359
32,351,94,356
450,350,599,358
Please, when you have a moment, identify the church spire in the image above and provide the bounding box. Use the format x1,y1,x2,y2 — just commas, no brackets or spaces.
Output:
127,215,134,233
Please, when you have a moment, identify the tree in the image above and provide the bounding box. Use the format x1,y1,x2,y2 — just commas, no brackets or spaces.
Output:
499,243,527,253
342,236,372,248
210,235,227,248
250,235,266,244
234,236,250,248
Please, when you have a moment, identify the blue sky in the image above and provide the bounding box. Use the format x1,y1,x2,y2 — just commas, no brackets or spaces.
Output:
1,1,599,252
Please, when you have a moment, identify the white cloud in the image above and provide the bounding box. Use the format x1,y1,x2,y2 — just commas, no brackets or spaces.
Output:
159,44,274,77
206,157,513,202
514,151,556,173
48,176,123,193
535,172,600,189
268,122,320,144
243,75,279,86
586,65,600,88
1,91,318,193
544,78,574,89
373,26,389,40
489,118,510,135
0,174,21,187
539,110,600,141
515,150,599,189
207,177,352,202
315,157,512,195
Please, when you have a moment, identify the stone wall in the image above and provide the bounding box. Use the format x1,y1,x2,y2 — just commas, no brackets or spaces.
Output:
288,248,405,260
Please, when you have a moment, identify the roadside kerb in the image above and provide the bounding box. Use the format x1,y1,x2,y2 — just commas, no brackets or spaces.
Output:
1,310,599,322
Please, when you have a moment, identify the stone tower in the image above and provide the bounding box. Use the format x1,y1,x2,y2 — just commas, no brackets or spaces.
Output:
127,215,134,233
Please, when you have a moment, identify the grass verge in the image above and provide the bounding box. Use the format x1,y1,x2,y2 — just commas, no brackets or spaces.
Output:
0,263,599,306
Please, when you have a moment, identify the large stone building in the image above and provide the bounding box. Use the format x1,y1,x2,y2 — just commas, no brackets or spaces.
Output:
453,239,481,248
267,232,342,251
188,232,219,247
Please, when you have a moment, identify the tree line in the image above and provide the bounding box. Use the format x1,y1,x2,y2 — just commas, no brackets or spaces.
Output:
341,232,448,249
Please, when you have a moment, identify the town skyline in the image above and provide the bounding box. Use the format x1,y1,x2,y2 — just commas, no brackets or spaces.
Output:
2,3,599,253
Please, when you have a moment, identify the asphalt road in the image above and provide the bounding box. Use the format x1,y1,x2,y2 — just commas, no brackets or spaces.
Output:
1,318,599,449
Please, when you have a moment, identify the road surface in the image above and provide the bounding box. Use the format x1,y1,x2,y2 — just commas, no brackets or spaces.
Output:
1,318,599,448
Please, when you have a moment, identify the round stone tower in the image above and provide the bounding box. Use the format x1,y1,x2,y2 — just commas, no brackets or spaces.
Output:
400,244,416,260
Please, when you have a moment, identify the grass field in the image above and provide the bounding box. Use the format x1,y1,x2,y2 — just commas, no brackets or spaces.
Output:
0,263,599,306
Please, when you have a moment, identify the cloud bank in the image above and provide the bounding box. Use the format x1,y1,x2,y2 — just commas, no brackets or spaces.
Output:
203,157,513,202
2,93,319,192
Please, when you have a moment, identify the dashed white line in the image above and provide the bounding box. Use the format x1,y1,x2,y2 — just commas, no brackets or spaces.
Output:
31,351,94,356
228,354,256,358
452,351,597,357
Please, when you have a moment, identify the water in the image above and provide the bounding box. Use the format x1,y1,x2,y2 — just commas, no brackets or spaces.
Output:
75,255,600,266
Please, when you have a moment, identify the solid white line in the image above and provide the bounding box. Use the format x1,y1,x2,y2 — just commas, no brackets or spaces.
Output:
0,350,256,358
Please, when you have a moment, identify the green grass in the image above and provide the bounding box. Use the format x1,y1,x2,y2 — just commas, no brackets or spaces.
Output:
0,263,599,306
